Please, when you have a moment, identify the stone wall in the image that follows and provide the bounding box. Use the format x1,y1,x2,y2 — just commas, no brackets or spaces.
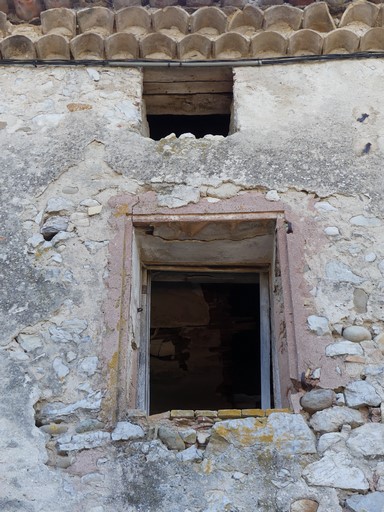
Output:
1,59,384,511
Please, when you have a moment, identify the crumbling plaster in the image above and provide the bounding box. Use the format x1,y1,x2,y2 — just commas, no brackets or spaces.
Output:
1,59,384,511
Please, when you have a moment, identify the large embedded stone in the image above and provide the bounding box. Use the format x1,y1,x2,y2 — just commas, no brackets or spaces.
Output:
317,431,348,455
344,380,381,408
158,426,185,451
325,341,363,357
45,196,74,214
41,216,69,238
58,431,111,451
346,491,384,512
307,316,330,336
301,389,335,413
347,423,384,457
208,413,316,455
303,452,369,491
325,261,362,284
310,406,364,433
343,326,372,342
111,421,145,441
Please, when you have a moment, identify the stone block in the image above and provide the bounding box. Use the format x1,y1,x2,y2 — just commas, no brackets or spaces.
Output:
346,492,384,512
158,425,185,450
343,326,372,342
217,409,242,419
195,410,217,418
347,423,384,457
300,389,335,414
344,380,381,408
170,410,194,419
241,409,265,417
112,421,145,441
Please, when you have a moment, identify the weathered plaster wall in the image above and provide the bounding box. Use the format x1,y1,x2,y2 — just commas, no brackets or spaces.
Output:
1,60,384,511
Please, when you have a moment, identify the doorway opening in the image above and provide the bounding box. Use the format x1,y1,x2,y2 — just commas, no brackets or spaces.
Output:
149,270,271,415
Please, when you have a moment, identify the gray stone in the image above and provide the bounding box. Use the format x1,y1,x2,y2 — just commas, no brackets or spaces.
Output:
58,431,110,451
343,326,371,342
17,333,42,352
157,186,200,208
41,216,69,238
325,341,364,357
310,406,365,433
307,316,330,336
347,423,384,457
26,233,45,248
324,226,339,236
111,421,145,441
325,261,363,284
158,426,185,451
179,428,197,444
53,357,69,378
86,68,100,82
176,445,203,462
61,318,88,334
300,389,335,413
49,326,73,343
345,491,384,512
75,419,105,433
314,201,337,212
303,452,369,491
350,215,381,227
45,197,74,214
344,380,381,408
41,392,102,418
79,356,99,376
353,289,368,314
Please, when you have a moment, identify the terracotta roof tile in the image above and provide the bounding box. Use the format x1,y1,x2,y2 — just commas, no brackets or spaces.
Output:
0,1,383,61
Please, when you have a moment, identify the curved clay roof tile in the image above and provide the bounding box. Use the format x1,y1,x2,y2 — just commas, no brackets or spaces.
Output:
70,32,105,59
288,28,323,55
115,6,151,36
152,6,189,34
339,1,379,28
323,28,359,54
41,8,76,38
228,5,264,35
140,32,177,59
303,2,335,33
264,5,303,31
77,7,115,36
1,34,36,58
251,31,287,57
178,33,212,60
105,32,139,59
36,33,71,59
214,32,250,58
190,7,227,36
360,26,384,51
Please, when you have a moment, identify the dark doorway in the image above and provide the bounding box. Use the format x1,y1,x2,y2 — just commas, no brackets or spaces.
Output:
149,272,263,414
146,114,231,140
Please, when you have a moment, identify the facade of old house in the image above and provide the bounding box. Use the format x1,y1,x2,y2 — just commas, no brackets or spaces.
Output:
2,0,384,510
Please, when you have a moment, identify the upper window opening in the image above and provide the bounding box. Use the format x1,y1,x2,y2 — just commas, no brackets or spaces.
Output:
143,67,234,140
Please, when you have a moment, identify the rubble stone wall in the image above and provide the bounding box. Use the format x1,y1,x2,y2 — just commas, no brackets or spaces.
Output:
1,60,384,511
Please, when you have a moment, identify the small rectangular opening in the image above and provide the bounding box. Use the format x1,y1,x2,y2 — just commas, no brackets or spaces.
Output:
148,270,272,415
143,67,234,140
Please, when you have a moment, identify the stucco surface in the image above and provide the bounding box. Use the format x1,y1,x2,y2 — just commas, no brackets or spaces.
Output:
1,60,384,510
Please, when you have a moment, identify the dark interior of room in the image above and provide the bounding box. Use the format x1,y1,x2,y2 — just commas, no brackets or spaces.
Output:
150,276,262,414
146,114,231,140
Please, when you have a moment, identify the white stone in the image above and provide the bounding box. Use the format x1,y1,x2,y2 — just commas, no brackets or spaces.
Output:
179,133,195,139
265,190,280,202
344,380,381,408
307,316,330,336
317,432,348,455
179,429,197,444
80,198,100,207
45,197,74,214
379,260,384,275
303,452,369,491
66,351,77,362
87,68,100,81
312,368,321,379
325,341,363,357
111,421,145,441
346,492,384,512
206,183,241,199
157,186,200,208
17,333,42,352
61,318,88,334
210,414,316,455
88,205,103,216
310,406,364,433
314,202,337,212
365,252,377,262
176,445,203,462
51,253,63,263
27,233,45,248
51,231,75,245
335,393,345,405
58,431,110,451
197,431,211,444
41,392,102,418
116,100,139,123
350,215,381,227
324,227,339,236
79,356,99,376
347,423,384,457
343,326,371,342
70,212,90,227
53,357,69,379
325,261,363,284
